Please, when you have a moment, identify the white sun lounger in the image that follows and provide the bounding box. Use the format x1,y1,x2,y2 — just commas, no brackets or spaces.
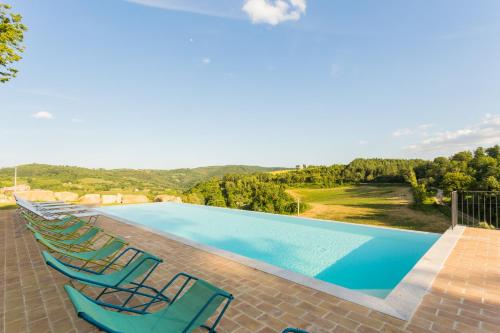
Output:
41,207,91,215
38,205,87,212
33,201,66,206
44,210,100,223
14,196,100,223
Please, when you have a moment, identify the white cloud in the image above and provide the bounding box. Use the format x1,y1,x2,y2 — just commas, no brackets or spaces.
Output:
201,57,211,64
392,123,436,137
392,128,413,137
242,0,307,25
125,0,307,25
405,114,500,153
125,0,242,19
359,140,368,145
32,111,54,120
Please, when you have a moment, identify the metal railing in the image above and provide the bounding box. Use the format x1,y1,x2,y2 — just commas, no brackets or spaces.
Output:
452,191,499,229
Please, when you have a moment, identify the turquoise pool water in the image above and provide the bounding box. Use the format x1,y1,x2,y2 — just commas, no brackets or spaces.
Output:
98,203,440,298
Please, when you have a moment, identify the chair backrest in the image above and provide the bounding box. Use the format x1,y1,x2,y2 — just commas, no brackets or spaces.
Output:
167,279,230,331
111,252,161,285
24,212,73,226
34,225,101,247
68,227,100,244
59,220,86,235
89,238,126,260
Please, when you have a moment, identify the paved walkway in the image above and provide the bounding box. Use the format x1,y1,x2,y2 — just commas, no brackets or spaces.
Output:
1,209,499,333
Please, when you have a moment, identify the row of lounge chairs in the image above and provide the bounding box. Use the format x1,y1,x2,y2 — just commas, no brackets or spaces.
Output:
15,198,310,333
15,194,100,221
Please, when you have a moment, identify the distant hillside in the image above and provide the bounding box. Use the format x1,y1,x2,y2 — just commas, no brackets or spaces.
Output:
0,164,284,194
183,145,499,217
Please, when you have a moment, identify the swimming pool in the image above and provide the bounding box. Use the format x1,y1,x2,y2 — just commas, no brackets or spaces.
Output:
98,202,440,299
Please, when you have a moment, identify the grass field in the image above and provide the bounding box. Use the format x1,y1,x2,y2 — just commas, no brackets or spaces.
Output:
287,184,450,233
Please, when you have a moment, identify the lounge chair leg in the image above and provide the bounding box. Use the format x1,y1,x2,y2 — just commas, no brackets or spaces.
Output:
96,287,108,301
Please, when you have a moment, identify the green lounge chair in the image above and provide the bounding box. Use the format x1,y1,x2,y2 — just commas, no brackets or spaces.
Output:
23,212,75,226
64,272,233,333
282,329,310,333
26,219,88,240
22,212,79,231
35,232,126,269
45,227,100,246
34,227,101,249
43,248,165,303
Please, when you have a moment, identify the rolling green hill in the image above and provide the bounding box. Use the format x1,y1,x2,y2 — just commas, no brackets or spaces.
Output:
0,164,284,195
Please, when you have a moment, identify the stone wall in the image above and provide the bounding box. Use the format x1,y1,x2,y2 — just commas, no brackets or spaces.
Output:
101,195,119,205
78,194,101,205
15,190,56,202
54,192,79,202
121,195,149,204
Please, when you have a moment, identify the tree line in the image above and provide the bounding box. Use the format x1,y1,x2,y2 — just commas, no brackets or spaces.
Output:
184,145,500,213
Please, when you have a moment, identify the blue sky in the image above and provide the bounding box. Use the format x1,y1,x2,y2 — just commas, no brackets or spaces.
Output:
1,0,499,169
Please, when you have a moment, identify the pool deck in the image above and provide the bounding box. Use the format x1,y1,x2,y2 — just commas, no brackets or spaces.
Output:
1,209,500,333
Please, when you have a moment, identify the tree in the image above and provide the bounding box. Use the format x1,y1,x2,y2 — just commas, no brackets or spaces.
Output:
484,176,500,191
0,3,27,83
441,172,474,194
486,145,500,159
451,151,473,163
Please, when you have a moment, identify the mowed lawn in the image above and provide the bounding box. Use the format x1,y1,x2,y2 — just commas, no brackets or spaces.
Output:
287,185,450,233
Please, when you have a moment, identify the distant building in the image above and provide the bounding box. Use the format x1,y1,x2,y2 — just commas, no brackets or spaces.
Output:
295,164,307,170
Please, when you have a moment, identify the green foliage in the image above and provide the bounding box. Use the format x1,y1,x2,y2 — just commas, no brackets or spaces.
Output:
184,174,298,214
271,165,345,187
441,172,474,193
343,158,426,183
418,145,500,193
478,221,496,229
401,168,427,204
484,176,500,191
0,3,27,83
411,183,427,205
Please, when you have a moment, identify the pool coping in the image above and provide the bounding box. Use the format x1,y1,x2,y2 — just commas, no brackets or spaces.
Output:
98,209,464,321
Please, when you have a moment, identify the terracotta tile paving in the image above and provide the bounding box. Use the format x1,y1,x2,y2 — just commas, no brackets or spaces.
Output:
1,209,499,333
